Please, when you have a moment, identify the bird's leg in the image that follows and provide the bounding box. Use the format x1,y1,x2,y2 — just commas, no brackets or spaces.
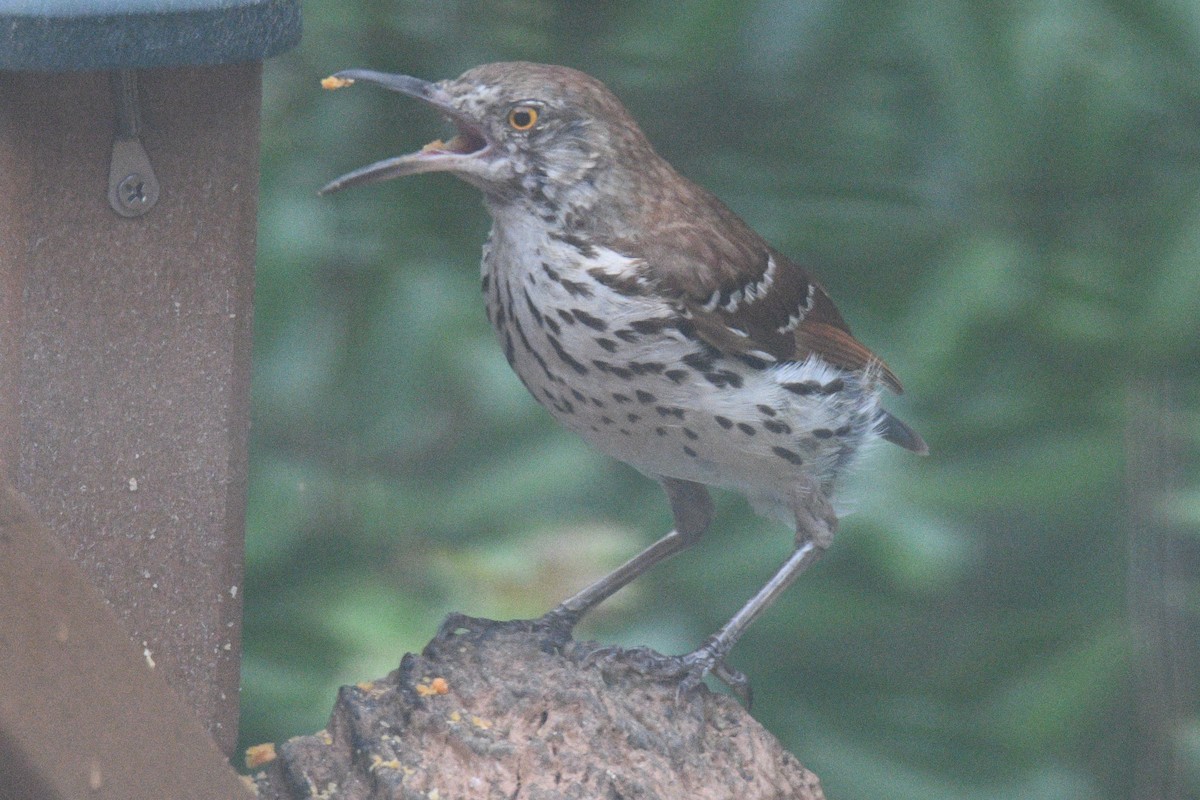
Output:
676,541,823,703
536,477,713,641
674,485,838,698
600,483,836,704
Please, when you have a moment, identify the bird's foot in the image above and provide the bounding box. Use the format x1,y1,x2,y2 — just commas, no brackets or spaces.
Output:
529,606,582,647
584,641,752,707
431,611,499,643
432,613,751,705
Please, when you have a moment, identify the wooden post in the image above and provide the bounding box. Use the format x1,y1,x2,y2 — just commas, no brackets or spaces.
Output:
0,1,299,790
1,63,260,753
0,482,254,799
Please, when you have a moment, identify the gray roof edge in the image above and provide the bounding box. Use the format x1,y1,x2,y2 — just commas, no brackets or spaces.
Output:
0,0,302,72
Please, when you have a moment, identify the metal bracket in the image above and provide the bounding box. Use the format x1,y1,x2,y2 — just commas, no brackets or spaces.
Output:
108,70,160,217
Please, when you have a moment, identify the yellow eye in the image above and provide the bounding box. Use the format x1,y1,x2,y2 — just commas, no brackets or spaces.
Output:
508,106,538,131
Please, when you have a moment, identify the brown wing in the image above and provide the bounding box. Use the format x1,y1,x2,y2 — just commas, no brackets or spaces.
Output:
600,167,903,391
789,278,904,393
687,256,902,392
637,234,904,393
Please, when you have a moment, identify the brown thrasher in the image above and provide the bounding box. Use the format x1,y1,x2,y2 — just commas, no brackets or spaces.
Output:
321,62,926,699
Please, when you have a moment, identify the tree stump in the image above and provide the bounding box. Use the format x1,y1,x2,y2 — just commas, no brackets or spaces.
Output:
251,614,824,800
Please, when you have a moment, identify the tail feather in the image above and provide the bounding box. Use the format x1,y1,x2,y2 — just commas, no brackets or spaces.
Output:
877,410,928,455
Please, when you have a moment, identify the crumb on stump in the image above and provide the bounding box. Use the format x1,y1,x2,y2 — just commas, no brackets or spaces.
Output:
250,614,825,800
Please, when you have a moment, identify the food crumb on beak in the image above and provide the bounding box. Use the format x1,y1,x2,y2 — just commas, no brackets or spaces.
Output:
321,75,355,90
421,139,447,152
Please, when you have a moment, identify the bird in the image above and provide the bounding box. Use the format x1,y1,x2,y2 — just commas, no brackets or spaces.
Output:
320,62,926,699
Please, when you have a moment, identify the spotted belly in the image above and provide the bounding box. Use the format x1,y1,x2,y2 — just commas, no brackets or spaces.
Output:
482,252,883,509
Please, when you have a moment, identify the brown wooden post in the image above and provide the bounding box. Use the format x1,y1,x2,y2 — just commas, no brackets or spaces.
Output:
2,62,264,753
0,483,256,799
0,1,299,791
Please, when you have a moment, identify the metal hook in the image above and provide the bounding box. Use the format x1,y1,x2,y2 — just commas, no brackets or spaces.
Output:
108,70,159,218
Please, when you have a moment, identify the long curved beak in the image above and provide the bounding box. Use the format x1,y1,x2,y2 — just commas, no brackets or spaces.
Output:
326,69,445,103
318,69,490,195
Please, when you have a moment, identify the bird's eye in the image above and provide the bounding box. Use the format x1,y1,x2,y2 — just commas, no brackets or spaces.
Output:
507,106,539,131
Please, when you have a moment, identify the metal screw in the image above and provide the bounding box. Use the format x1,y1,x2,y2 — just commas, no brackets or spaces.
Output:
117,174,149,210
107,77,160,218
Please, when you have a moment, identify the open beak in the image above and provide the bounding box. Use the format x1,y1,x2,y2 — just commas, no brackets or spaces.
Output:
318,69,490,195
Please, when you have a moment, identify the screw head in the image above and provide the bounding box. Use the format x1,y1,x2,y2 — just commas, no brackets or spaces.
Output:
117,174,150,210
108,137,160,217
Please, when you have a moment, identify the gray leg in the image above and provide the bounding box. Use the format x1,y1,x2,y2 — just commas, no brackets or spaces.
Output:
541,477,713,633
676,485,838,696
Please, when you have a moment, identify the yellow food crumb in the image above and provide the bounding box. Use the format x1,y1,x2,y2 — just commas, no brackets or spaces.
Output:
470,715,492,730
321,75,354,90
448,711,462,723
356,681,375,692
245,742,277,768
416,676,450,696
369,754,402,772
318,730,333,745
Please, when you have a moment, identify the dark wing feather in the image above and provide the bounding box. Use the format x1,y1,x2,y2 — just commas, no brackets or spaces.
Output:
601,171,904,391
591,156,921,450
875,409,929,454
638,241,903,392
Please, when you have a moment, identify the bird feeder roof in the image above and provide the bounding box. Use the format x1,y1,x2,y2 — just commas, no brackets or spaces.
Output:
0,0,301,72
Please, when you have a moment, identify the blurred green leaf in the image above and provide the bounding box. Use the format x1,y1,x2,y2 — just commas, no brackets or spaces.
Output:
243,3,1200,797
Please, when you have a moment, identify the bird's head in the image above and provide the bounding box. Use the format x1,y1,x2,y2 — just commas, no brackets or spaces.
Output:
320,62,656,214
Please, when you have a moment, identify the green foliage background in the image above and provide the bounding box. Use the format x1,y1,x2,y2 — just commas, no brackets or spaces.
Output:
243,2,1200,798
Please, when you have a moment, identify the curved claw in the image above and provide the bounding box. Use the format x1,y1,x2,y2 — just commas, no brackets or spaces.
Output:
672,646,753,706
581,642,753,707
433,611,488,642
712,661,753,708
530,607,581,647
581,642,622,669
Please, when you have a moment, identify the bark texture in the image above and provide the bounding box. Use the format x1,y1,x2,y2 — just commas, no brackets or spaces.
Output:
251,614,824,800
